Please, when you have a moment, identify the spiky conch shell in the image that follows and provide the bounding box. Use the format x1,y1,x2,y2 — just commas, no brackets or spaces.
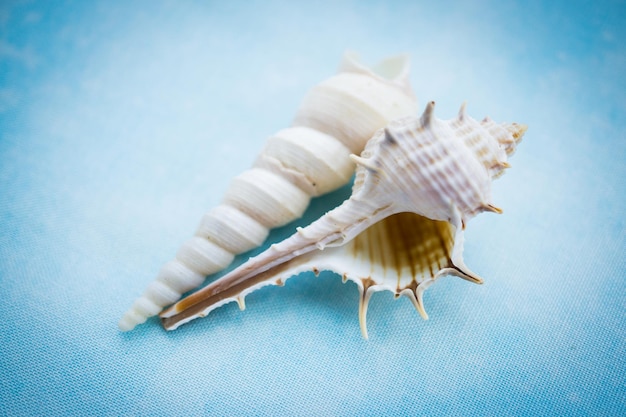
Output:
160,101,527,338
118,52,419,331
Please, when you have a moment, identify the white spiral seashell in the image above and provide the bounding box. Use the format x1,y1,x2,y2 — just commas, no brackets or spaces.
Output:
160,101,528,337
118,52,418,331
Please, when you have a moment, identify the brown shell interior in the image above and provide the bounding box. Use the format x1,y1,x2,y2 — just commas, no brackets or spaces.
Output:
346,212,457,294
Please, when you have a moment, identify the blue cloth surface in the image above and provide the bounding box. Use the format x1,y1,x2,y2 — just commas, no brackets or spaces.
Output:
1,1,624,416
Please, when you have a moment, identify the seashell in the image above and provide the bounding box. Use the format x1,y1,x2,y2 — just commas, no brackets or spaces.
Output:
118,52,418,331
160,101,527,337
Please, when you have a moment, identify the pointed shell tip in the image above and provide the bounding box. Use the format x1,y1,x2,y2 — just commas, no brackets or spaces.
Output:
420,101,436,127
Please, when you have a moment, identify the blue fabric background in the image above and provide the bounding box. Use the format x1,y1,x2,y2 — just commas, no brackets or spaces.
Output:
1,1,624,416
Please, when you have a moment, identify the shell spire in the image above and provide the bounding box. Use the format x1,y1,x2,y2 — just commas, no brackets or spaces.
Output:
160,102,527,336
119,52,419,331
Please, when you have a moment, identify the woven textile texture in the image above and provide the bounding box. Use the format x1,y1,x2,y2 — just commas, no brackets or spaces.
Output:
1,1,624,416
